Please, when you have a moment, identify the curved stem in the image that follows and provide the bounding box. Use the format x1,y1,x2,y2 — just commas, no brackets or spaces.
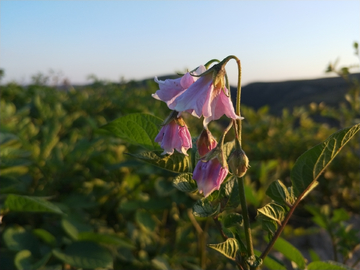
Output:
219,120,234,166
204,58,220,69
235,58,242,146
224,55,254,267
217,55,243,144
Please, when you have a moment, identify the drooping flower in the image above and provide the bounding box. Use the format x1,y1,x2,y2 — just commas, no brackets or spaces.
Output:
154,114,192,156
172,64,243,127
197,128,217,157
193,156,229,197
152,66,206,109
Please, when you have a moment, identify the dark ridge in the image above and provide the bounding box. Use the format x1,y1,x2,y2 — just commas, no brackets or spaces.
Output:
231,73,360,115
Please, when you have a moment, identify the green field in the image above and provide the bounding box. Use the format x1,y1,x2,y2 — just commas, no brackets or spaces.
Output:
0,67,359,270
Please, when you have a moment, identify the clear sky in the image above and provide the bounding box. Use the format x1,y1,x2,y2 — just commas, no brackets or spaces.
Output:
1,0,359,86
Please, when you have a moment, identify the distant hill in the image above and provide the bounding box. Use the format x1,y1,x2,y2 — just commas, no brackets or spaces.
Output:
92,73,359,116
234,73,360,115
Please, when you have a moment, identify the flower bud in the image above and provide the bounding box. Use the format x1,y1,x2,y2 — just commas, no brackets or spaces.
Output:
228,148,249,178
197,129,217,157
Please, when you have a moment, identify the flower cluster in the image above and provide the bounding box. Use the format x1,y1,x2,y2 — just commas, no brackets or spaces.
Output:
153,61,245,197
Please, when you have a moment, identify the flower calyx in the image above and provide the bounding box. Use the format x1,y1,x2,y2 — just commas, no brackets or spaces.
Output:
161,110,185,127
200,143,228,170
191,61,228,97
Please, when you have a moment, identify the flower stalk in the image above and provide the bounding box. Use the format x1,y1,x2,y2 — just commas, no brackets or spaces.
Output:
232,55,255,266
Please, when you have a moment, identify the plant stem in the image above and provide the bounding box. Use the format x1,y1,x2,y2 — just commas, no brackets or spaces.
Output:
213,216,229,241
238,176,255,260
221,55,243,144
229,55,255,265
187,209,207,269
235,57,242,146
259,201,298,260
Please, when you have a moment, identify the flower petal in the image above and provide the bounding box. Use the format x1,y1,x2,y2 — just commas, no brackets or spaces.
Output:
153,75,190,109
155,119,192,156
193,158,229,197
173,75,212,117
203,87,244,127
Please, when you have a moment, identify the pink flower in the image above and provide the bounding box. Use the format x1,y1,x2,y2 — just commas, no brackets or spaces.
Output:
193,157,229,197
172,69,243,127
152,66,206,110
197,129,217,157
154,118,192,156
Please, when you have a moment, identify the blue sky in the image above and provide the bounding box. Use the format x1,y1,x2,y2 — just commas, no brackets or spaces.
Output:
1,0,359,86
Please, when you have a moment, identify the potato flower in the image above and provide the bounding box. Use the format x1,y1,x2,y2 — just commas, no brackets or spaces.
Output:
152,66,206,109
172,64,243,127
193,157,228,197
154,116,192,156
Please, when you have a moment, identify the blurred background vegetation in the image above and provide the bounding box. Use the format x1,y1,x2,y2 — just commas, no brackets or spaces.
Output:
0,44,359,269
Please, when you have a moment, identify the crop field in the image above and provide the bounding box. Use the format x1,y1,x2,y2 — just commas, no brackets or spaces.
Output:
0,62,359,270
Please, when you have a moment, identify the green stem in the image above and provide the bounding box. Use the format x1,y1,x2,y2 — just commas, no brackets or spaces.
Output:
238,176,255,260
204,58,220,69
227,55,254,266
218,121,234,166
235,57,242,146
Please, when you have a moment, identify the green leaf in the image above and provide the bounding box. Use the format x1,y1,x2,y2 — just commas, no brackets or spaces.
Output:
208,238,239,260
291,124,360,198
120,198,171,211
5,194,63,214
3,226,40,256
135,209,157,231
193,198,220,218
14,250,51,270
100,113,162,150
220,177,240,208
52,241,113,269
307,260,353,270
266,180,295,206
14,250,32,270
261,217,278,240
61,217,79,240
32,228,57,247
309,249,321,262
31,252,52,270
257,202,285,225
223,140,235,159
78,232,135,249
230,228,248,254
155,178,175,196
305,205,328,229
221,213,243,228
331,208,350,223
254,250,286,270
151,256,171,270
0,176,24,194
128,151,191,173
221,177,236,197
273,237,306,269
173,173,197,193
